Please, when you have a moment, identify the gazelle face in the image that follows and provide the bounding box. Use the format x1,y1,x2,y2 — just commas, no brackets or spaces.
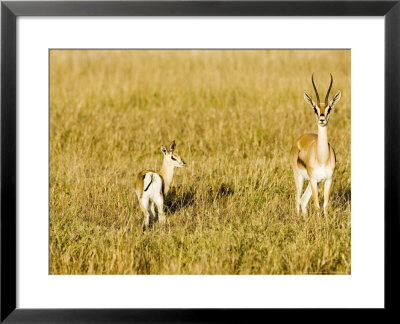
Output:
161,140,186,168
313,103,330,127
304,73,341,128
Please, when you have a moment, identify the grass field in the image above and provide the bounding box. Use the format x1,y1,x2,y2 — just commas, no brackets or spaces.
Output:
49,50,351,274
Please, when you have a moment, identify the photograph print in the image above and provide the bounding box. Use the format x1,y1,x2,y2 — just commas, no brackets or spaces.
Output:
50,49,351,274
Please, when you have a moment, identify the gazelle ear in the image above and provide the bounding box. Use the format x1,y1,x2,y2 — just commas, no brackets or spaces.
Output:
304,91,316,108
169,140,176,152
161,145,168,155
328,90,341,108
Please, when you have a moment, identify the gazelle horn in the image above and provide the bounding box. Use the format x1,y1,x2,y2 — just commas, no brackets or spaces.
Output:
312,73,320,104
325,74,333,105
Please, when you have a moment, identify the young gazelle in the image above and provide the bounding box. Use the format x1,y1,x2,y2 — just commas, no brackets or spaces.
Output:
135,140,186,227
291,74,341,215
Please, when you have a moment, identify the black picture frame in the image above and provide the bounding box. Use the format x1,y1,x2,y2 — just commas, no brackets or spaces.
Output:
1,0,399,322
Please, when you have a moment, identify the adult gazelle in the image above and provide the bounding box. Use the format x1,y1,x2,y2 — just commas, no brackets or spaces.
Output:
291,74,341,215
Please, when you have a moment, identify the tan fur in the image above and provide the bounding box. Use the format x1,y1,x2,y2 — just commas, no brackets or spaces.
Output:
292,134,335,173
318,103,327,114
293,133,336,175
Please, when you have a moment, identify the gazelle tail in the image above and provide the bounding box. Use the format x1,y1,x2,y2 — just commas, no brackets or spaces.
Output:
143,173,154,192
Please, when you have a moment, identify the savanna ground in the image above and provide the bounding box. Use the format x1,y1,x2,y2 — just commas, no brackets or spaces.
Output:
50,50,351,274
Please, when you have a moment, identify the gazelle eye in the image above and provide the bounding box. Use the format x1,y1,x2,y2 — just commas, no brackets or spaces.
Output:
313,107,318,114
171,156,177,161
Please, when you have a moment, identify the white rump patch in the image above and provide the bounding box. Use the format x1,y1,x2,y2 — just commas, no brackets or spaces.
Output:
142,172,163,199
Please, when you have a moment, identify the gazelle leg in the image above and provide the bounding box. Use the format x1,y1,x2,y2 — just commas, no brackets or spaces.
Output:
149,201,156,224
323,179,333,214
154,195,165,224
140,197,151,227
300,183,312,214
310,180,320,212
294,173,304,214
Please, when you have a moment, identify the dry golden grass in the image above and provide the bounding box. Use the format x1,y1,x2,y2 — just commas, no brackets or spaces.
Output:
50,50,351,274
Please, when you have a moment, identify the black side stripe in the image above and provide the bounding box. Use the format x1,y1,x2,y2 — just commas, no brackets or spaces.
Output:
144,174,153,192
297,157,307,169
